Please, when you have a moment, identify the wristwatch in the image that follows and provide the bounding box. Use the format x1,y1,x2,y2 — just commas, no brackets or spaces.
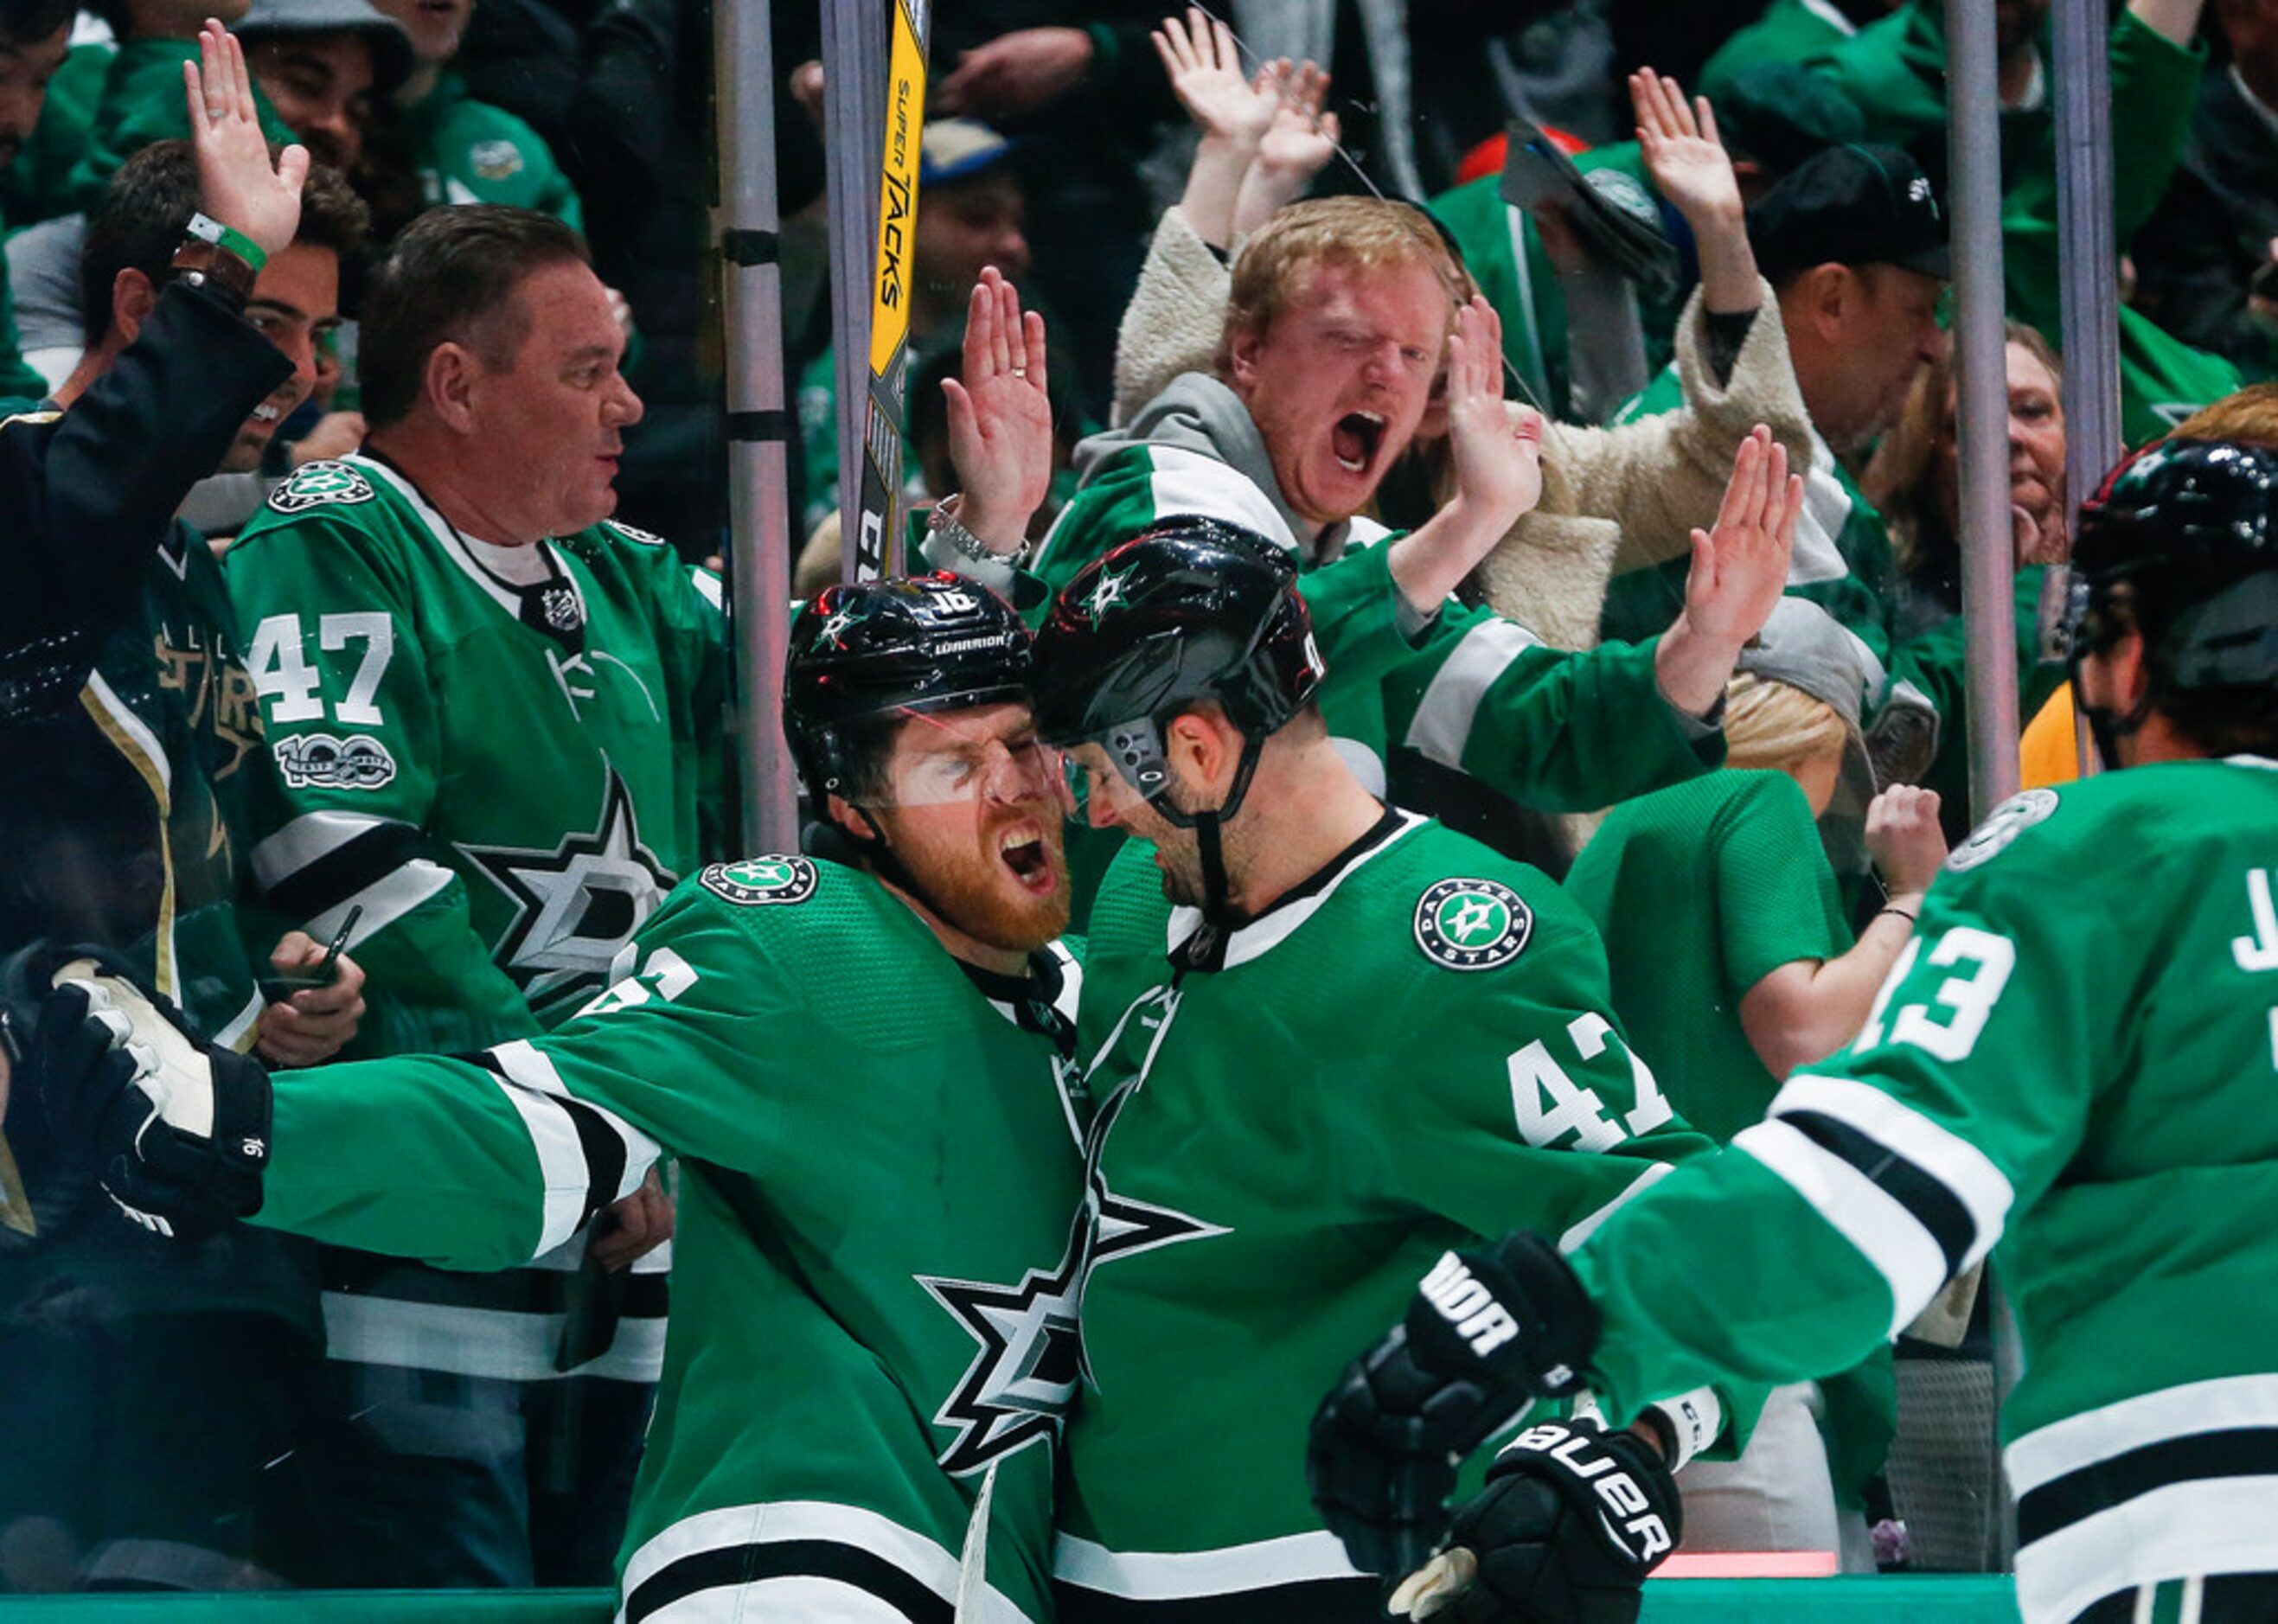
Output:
170,212,266,310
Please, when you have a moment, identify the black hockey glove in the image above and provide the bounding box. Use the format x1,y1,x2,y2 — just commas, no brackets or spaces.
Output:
1308,1231,1601,1577
24,955,271,1239
1384,1416,1681,1623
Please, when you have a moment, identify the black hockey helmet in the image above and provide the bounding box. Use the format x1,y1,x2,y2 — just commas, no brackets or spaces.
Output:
1030,519,1324,819
2069,438,2278,678
785,573,1033,802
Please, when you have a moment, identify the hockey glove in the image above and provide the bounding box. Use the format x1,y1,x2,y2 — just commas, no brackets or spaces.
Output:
1385,1416,1681,1624
1308,1231,1601,1576
29,957,272,1239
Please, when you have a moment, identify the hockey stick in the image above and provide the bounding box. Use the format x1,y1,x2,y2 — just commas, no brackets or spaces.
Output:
849,0,932,581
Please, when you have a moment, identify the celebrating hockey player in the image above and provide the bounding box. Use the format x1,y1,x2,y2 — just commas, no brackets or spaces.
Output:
10,574,1092,1621
1308,432,2278,1624
1027,508,1801,1621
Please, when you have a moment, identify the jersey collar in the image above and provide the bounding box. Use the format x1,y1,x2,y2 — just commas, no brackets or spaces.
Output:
1166,806,1423,974
353,451,587,632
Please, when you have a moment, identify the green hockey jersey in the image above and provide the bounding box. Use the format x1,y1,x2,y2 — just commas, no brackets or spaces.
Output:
253,857,1091,1622
1561,758,2278,1622
227,453,730,1059
1054,811,1723,1619
1033,420,1720,816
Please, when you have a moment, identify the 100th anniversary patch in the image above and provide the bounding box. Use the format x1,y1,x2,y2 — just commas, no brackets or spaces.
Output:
699,855,818,906
1414,878,1533,971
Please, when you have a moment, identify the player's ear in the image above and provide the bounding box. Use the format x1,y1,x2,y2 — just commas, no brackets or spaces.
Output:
1163,707,1234,796
823,791,867,841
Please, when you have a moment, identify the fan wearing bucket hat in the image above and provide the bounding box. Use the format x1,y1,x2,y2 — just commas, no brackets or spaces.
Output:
1602,142,1948,666
1559,598,1944,1563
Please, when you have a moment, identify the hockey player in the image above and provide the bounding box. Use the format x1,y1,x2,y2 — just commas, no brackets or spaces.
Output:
1027,519,1782,1621
1308,434,2278,1623
221,202,731,1584
10,574,1093,1621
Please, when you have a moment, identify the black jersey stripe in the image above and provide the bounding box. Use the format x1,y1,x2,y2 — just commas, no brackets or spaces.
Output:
259,815,423,917
1777,1108,1978,1276
624,1538,952,1623
1054,1575,1380,1622
318,1249,669,1314
2017,1427,2278,1548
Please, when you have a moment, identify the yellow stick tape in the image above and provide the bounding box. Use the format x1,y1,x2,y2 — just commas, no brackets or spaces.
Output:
868,0,927,380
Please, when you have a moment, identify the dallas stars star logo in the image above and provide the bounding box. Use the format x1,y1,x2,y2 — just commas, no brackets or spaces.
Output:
462,767,675,1006
1074,1076,1227,1382
816,602,865,646
1412,878,1533,972
1085,564,1136,620
918,1227,1087,1475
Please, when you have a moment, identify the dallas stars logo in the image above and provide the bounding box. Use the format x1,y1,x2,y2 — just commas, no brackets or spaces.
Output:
1074,1076,1227,1382
918,1229,1086,1475
268,460,374,513
462,767,675,1004
1085,563,1137,620
1413,878,1533,971
699,854,817,905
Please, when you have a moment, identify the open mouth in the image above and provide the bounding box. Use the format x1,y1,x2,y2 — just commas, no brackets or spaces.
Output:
998,826,1054,892
1332,410,1385,475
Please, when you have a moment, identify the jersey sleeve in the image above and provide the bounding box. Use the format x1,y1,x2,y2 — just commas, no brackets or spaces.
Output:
254,879,802,1268
1382,610,1722,813
226,505,538,1054
1567,799,2106,1423
1029,441,1299,604
1713,772,1851,994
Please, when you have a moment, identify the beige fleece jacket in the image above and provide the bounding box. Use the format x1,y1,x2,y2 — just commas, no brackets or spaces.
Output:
1110,205,1816,652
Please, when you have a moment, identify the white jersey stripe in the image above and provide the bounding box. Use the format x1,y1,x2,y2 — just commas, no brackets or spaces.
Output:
304,860,454,950
482,1062,597,1257
1053,1528,1363,1599
618,1501,1027,1624
1142,447,1298,551
490,1038,662,1203
1734,1118,1948,1337
2014,1475,2278,1624
2007,1374,2278,1494
247,807,389,889
320,1293,667,1381
1557,1160,1674,1251
1769,1073,2015,1269
1403,617,1545,770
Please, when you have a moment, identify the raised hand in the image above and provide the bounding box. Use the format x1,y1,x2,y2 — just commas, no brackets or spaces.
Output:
941,265,1053,552
183,18,306,260
1152,8,1277,147
1445,296,1544,534
1631,68,1739,234
1685,425,1800,648
1865,784,1947,902
1255,59,1339,181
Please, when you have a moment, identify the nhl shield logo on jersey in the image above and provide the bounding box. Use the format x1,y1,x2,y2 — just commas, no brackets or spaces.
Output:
268,460,375,513
699,854,819,906
1414,878,1533,971
1946,788,2061,872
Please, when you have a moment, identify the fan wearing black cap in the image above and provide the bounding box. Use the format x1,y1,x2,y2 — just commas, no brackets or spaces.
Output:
1309,433,2278,1624
1028,519,1737,1623
12,574,1094,1621
1602,140,1948,666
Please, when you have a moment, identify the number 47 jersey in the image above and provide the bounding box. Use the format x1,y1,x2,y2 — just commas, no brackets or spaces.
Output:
1563,757,2278,1624
225,456,729,1057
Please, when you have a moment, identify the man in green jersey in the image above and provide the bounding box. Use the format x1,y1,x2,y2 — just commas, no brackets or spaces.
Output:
1028,521,1782,1621
11,574,1093,1621
1311,434,2278,1623
222,203,726,1585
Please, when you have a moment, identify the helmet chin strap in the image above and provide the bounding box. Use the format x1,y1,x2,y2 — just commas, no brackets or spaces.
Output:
1165,732,1266,928
2068,649,2156,772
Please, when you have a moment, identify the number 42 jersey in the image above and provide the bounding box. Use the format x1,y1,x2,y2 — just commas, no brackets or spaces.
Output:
225,455,730,1057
